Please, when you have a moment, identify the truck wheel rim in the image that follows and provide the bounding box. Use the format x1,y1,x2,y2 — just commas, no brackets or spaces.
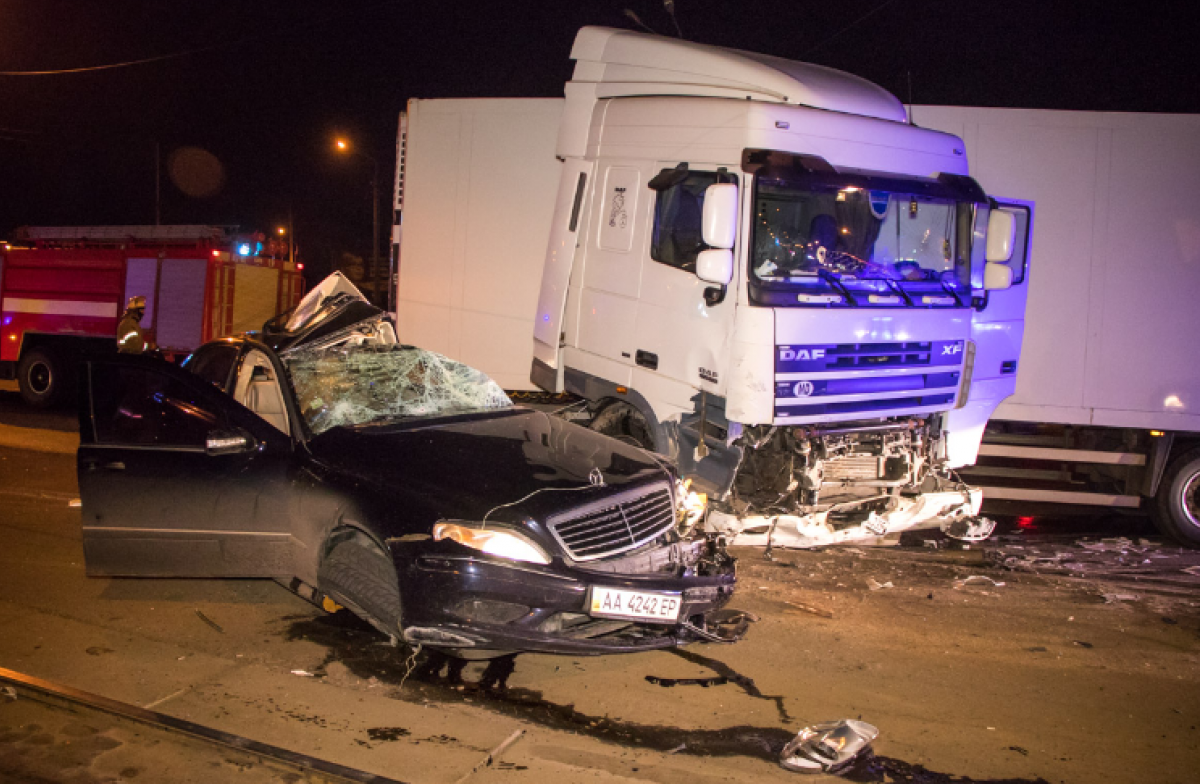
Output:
1183,472,1200,529
28,362,52,394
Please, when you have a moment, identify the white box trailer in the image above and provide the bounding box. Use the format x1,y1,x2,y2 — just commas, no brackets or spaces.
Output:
394,99,563,391
915,107,1200,544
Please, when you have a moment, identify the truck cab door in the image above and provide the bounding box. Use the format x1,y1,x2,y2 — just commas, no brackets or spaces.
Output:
944,200,1033,466
78,354,295,577
632,165,740,406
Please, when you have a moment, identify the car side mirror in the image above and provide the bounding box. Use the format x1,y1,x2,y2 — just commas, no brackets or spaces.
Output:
696,248,734,286
986,209,1016,262
206,428,257,456
984,261,1014,291
701,183,738,250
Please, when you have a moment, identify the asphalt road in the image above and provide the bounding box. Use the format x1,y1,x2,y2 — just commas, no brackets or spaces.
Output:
1,391,1199,783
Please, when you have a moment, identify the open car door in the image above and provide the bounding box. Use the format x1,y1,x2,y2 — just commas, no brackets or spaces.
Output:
78,354,296,578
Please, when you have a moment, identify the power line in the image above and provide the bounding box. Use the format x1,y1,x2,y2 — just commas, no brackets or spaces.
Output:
0,0,402,77
0,41,233,76
801,0,902,59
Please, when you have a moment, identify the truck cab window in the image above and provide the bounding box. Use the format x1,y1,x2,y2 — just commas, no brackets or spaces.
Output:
651,171,737,271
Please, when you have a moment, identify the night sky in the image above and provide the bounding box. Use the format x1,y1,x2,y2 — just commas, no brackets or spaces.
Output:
2,0,1197,284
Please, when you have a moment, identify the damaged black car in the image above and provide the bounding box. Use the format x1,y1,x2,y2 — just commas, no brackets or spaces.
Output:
77,275,738,657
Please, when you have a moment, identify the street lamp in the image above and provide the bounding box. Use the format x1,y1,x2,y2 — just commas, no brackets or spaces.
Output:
334,137,380,300
276,224,294,264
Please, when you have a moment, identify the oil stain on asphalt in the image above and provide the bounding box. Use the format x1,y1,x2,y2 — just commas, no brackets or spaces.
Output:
284,612,1050,783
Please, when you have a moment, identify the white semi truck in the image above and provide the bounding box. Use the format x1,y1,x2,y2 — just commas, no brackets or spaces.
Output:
909,106,1200,547
392,27,1029,548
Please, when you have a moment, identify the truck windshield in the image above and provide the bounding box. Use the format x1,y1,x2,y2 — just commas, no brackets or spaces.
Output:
749,176,978,307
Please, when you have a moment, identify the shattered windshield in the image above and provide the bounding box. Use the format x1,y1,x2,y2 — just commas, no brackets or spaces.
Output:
750,176,978,307
285,343,512,436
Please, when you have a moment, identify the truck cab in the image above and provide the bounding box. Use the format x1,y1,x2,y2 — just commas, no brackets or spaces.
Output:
528,28,1028,545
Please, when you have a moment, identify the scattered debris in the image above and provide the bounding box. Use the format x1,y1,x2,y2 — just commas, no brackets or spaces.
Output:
1,686,16,702
452,728,525,784
1008,746,1030,756
867,579,894,591
943,516,997,542
954,575,1006,589
1027,646,1048,653
194,609,224,634
646,675,730,688
366,727,411,741
783,600,834,619
984,535,1200,599
666,743,687,754
290,669,316,677
1073,641,1094,649
779,719,879,774
1101,592,1140,603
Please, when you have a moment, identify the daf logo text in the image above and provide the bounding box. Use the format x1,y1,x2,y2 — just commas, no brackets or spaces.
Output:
778,347,826,362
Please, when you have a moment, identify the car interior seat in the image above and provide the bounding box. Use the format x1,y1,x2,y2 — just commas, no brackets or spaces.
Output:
241,364,289,434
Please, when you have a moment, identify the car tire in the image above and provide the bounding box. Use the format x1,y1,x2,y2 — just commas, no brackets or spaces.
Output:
317,536,404,640
17,348,63,408
1152,447,1200,548
590,401,655,451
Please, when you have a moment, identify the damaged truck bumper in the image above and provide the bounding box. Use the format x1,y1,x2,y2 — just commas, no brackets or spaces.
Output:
395,548,738,656
705,488,985,549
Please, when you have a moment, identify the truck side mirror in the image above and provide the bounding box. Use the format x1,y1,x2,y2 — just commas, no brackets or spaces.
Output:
701,183,738,250
984,261,1013,291
986,209,1016,263
696,249,734,286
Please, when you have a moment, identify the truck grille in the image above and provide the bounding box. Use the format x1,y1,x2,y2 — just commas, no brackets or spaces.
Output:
548,484,675,562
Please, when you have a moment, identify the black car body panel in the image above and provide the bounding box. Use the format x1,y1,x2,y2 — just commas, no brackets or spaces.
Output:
76,281,737,656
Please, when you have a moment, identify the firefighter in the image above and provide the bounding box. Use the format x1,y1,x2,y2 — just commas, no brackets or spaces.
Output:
116,296,154,354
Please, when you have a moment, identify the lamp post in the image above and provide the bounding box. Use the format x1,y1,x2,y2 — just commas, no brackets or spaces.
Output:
334,138,380,301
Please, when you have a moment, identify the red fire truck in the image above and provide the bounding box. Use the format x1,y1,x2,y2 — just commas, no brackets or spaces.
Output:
0,225,305,406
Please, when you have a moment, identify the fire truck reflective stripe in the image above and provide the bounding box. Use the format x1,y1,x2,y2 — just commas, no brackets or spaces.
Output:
1,298,118,318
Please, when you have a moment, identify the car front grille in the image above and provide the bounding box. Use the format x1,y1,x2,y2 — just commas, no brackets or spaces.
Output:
548,484,675,562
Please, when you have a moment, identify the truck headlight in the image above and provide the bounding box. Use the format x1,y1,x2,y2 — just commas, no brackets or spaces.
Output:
432,522,551,565
675,478,708,533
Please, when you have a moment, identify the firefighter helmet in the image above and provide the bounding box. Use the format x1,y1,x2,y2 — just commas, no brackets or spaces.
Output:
126,295,146,311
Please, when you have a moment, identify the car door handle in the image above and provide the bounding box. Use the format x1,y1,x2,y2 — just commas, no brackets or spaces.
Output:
83,459,125,471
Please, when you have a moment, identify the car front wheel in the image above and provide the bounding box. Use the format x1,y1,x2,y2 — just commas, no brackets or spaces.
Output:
317,533,404,642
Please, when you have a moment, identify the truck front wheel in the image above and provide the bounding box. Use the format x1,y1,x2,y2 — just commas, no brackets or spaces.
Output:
17,348,64,408
1153,447,1200,548
589,400,655,451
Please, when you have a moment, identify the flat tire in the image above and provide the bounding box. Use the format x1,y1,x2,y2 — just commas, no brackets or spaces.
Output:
317,537,403,638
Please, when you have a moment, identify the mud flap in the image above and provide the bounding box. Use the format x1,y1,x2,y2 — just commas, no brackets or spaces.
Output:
667,419,743,499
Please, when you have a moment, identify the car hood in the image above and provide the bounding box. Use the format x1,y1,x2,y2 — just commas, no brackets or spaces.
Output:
306,407,672,530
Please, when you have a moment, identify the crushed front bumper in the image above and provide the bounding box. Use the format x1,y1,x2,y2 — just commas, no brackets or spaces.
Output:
392,539,738,655
705,488,984,549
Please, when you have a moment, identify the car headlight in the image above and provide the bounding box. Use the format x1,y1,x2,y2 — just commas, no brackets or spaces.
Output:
432,522,551,565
